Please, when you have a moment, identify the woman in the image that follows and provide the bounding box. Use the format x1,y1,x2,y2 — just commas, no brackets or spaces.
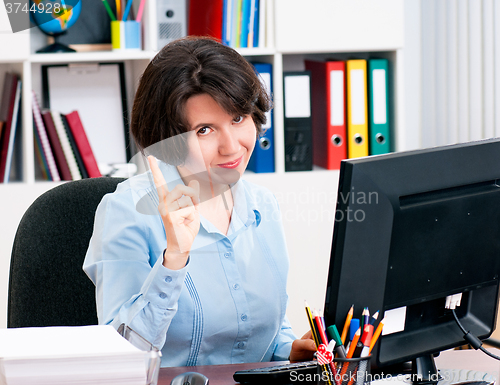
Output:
84,36,315,367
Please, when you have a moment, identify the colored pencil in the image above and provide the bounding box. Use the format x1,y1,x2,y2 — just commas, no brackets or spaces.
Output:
369,317,385,353
102,0,117,21
136,0,146,22
370,310,379,325
115,0,121,20
340,305,353,345
346,328,361,358
122,0,133,20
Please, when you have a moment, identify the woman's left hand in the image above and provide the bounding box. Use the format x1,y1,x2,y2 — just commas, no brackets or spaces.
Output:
289,330,317,362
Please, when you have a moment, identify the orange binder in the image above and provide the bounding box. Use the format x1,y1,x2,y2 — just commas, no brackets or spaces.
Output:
305,60,347,170
346,59,369,159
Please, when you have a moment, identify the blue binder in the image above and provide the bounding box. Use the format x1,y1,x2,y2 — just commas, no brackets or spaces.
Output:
247,63,275,173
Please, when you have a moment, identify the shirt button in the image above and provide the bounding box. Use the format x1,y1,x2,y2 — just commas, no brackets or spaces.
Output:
241,314,247,321
165,276,172,283
233,284,240,290
237,342,245,349
224,252,231,258
159,292,167,299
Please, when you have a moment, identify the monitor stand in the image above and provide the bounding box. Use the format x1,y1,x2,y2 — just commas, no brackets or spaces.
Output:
411,355,442,384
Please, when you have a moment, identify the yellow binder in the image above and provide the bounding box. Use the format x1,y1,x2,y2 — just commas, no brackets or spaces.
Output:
346,59,369,158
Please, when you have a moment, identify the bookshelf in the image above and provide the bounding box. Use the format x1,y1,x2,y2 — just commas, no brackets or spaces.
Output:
0,0,404,332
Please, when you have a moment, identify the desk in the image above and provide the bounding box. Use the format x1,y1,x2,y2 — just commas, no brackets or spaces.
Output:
157,349,500,385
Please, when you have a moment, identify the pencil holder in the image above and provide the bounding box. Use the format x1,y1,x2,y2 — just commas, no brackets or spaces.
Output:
111,20,141,50
316,356,371,385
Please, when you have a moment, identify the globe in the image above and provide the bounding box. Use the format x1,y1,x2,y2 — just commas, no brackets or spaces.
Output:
31,0,82,53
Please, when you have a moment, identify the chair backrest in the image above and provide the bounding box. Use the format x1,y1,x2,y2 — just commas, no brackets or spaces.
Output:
8,177,125,328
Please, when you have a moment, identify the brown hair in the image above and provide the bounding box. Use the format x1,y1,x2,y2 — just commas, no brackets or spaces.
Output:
131,36,271,165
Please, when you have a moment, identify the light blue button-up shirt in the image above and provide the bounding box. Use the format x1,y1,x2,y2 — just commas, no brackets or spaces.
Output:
83,162,297,367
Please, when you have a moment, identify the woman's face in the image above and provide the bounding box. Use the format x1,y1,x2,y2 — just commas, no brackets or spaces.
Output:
178,93,257,185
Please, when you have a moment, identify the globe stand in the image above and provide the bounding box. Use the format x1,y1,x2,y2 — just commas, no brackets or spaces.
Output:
36,33,75,53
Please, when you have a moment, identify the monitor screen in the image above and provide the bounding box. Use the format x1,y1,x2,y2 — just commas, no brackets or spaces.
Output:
324,138,500,374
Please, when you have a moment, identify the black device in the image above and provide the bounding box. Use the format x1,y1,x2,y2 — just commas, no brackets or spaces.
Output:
324,138,500,379
233,360,317,384
283,71,313,172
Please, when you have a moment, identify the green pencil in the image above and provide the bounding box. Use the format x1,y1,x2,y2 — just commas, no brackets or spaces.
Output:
102,0,117,21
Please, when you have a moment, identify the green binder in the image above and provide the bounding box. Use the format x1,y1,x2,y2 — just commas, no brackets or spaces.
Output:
368,59,391,155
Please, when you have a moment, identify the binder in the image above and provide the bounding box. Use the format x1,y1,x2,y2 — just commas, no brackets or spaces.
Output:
248,0,259,47
283,71,313,172
64,110,102,178
60,113,89,179
0,74,21,183
247,63,274,173
32,91,60,181
51,110,82,180
233,0,242,47
346,59,369,159
188,0,223,40
305,60,347,170
2,79,21,182
240,0,251,48
42,111,73,181
222,0,232,46
368,58,391,155
34,125,51,180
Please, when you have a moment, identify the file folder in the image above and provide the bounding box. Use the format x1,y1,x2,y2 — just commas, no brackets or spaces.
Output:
368,58,391,155
305,60,347,170
283,71,313,172
346,59,369,159
188,0,224,40
247,63,274,173
240,0,251,48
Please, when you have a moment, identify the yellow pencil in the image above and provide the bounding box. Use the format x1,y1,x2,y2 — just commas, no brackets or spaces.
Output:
340,305,353,345
305,302,334,385
369,317,385,353
304,301,320,347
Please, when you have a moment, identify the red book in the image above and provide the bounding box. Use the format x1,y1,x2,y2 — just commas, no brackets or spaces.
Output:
0,73,20,182
305,60,347,170
188,0,223,40
64,111,101,178
42,111,73,181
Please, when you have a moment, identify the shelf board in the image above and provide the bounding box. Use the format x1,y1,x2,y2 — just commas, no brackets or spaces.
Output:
236,47,277,57
29,50,156,64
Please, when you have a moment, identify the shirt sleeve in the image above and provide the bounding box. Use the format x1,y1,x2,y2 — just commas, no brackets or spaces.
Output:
271,315,298,361
83,186,186,349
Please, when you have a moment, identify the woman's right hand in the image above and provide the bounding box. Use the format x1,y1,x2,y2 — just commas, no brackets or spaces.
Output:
148,156,200,270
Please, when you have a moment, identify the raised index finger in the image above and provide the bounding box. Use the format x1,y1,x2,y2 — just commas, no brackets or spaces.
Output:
148,156,169,201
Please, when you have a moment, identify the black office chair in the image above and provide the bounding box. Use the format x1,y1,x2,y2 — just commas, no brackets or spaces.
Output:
8,177,126,328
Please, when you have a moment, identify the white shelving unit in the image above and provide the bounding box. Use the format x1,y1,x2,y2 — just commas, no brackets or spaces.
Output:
0,0,405,333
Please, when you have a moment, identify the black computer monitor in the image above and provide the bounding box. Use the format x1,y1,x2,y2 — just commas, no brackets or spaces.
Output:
324,138,500,378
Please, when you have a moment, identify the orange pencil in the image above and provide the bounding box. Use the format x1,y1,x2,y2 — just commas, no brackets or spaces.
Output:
115,0,121,20
369,317,385,353
340,305,354,345
346,327,361,358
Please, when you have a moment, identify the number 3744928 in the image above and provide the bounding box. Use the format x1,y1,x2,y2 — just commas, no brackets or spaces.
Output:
5,2,62,14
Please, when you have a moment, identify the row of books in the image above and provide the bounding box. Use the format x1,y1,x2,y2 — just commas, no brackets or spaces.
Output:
32,91,101,181
189,0,269,49
285,58,391,172
0,72,22,183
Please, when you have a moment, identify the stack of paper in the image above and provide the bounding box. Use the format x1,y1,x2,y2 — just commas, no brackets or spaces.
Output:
0,325,148,385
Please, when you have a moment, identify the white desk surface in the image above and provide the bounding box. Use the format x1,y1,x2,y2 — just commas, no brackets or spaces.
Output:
435,348,500,379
